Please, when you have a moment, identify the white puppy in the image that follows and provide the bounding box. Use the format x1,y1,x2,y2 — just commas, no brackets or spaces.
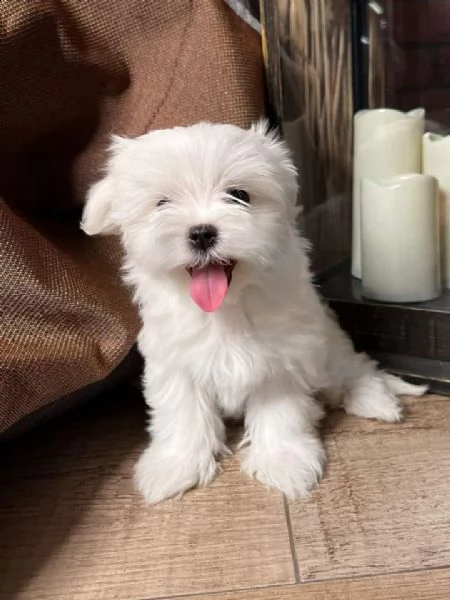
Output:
82,120,426,504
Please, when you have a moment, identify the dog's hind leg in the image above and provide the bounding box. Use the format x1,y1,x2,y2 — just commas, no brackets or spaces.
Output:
322,310,427,423
343,363,427,423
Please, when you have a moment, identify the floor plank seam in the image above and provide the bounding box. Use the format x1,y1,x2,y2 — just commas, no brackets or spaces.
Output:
301,563,450,585
139,581,299,600
283,494,301,584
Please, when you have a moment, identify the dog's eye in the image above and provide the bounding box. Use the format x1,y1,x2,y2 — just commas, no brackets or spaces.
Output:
226,188,250,205
157,197,169,208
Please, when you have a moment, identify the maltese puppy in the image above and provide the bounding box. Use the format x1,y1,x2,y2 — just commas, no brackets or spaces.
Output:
81,120,426,504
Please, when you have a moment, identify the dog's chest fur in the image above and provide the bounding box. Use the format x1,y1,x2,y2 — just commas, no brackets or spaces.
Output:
140,298,270,413
137,276,327,417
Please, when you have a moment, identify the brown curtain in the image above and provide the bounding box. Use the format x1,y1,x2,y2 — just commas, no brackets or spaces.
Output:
0,0,263,435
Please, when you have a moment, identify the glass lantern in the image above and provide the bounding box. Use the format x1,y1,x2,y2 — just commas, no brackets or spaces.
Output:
260,0,450,391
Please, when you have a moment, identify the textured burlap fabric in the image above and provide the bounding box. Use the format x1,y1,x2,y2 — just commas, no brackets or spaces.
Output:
0,0,263,434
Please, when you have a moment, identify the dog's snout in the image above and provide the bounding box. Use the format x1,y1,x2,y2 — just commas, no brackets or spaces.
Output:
188,224,218,251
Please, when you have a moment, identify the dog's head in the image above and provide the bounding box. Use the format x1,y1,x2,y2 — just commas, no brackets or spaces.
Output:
82,120,300,312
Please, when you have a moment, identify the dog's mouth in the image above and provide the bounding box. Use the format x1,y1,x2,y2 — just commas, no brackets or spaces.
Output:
186,260,236,312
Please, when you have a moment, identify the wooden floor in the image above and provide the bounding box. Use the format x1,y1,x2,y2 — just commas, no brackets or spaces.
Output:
1,388,450,599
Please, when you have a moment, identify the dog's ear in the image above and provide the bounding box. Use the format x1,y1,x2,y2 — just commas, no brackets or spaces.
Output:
250,118,280,142
250,118,293,159
81,176,119,236
251,118,300,220
81,135,130,236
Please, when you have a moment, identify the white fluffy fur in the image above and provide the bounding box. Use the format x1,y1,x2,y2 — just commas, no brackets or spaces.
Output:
82,120,426,504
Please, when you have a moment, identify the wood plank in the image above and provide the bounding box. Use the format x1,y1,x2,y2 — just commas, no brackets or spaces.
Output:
0,390,294,600
289,396,450,581
172,569,450,599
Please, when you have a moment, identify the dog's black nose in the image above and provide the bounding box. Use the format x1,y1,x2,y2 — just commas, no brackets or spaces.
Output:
188,224,218,251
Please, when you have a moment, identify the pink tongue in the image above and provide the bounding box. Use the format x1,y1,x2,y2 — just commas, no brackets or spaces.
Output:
189,265,229,312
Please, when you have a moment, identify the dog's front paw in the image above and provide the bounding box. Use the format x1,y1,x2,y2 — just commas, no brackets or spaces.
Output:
134,444,218,504
241,434,325,499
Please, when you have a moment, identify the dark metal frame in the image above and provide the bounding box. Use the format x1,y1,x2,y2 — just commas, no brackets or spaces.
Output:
320,266,450,394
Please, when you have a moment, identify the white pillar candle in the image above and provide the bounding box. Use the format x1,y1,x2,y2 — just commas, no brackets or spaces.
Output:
423,132,450,288
352,108,425,279
361,174,440,303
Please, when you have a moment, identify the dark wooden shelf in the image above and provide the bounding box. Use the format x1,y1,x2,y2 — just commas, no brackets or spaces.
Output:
320,264,450,394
